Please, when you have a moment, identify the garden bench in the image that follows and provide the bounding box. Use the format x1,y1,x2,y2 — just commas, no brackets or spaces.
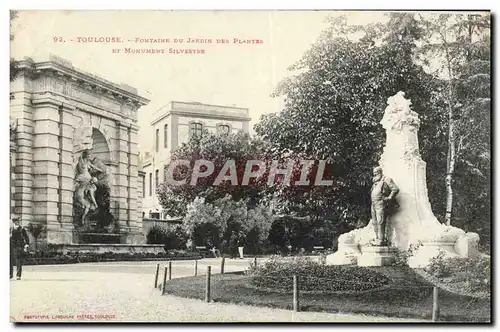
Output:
195,246,214,258
313,246,325,254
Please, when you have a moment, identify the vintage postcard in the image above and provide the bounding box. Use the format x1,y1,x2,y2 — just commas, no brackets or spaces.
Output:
9,10,491,323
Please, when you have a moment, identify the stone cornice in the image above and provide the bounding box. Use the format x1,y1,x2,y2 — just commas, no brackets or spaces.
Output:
30,93,141,131
151,110,251,125
15,58,150,107
150,101,250,125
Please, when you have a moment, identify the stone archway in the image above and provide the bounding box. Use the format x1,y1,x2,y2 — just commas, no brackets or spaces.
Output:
92,128,110,163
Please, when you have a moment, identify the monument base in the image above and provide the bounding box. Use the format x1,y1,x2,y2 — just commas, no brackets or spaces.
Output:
326,243,360,265
357,246,397,267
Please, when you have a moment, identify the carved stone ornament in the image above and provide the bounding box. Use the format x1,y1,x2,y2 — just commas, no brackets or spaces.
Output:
380,91,420,132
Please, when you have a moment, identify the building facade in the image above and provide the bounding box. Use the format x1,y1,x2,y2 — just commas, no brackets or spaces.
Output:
10,55,150,245
141,101,251,219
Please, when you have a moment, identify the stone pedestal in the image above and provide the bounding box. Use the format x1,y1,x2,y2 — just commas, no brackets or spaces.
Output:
357,246,397,267
328,92,480,268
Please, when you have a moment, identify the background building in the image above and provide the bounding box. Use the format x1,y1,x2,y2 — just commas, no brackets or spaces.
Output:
140,101,251,220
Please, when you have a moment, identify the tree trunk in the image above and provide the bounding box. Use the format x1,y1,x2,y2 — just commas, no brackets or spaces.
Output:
443,23,456,227
444,82,455,226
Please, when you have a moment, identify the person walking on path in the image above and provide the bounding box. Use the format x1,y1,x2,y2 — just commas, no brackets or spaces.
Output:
237,231,246,259
10,215,30,280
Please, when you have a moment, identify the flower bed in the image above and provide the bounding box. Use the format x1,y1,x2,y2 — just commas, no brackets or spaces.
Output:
248,255,390,293
22,250,203,265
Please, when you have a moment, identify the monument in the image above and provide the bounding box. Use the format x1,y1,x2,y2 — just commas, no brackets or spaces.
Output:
9,55,163,252
327,91,480,268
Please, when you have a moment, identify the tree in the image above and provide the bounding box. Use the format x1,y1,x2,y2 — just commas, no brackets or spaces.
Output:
419,13,490,235
10,11,19,82
157,130,269,216
255,13,445,231
181,195,272,252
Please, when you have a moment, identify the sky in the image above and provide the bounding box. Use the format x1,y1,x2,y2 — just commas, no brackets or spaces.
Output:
10,10,389,153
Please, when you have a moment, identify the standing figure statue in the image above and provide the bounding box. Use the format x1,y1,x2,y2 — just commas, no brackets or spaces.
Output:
74,149,103,228
370,166,399,246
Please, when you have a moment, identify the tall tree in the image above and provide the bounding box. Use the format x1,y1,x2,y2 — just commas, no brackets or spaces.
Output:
255,13,445,230
419,13,490,228
156,130,269,217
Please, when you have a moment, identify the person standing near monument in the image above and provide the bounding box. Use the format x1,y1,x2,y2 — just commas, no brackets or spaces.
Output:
370,166,399,246
10,215,30,280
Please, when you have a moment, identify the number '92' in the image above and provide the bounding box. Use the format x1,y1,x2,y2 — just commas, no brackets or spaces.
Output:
53,36,64,42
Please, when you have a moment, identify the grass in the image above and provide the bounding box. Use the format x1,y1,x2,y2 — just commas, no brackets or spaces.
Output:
162,266,491,322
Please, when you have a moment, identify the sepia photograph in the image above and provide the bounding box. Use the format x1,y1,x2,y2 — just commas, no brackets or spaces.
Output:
8,9,491,323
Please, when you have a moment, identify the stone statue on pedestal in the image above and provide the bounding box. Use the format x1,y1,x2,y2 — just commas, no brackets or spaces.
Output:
370,166,399,246
327,91,479,268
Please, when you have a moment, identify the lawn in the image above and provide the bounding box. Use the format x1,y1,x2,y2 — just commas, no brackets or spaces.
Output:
162,266,490,322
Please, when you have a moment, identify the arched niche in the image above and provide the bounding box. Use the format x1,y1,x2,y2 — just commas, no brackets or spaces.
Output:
92,128,110,163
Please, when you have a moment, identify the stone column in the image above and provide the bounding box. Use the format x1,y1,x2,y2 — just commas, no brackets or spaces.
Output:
126,125,144,244
137,170,146,235
115,121,131,242
10,121,17,216
32,97,74,244
59,103,76,242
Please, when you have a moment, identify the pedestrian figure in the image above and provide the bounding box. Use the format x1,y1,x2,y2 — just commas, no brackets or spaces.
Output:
229,232,238,259
10,215,29,280
237,231,246,259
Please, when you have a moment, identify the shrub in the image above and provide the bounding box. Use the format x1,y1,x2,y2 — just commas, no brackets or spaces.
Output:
164,226,188,250
392,243,422,267
146,225,168,245
425,253,491,293
248,255,390,293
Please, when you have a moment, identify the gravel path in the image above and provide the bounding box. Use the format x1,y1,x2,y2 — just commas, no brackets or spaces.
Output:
10,260,426,323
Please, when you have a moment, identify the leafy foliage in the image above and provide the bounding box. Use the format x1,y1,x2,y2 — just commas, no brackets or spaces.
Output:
182,195,272,252
157,130,269,217
146,225,187,250
255,13,445,231
418,13,490,245
392,243,422,267
425,252,490,293
10,11,19,82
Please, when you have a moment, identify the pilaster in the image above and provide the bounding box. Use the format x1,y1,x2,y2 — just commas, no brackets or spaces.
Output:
10,76,34,226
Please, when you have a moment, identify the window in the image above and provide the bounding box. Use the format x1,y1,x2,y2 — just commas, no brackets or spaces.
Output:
149,173,152,196
217,124,230,134
164,124,168,148
190,122,203,138
155,169,159,189
155,129,159,152
142,175,145,198
150,212,160,219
